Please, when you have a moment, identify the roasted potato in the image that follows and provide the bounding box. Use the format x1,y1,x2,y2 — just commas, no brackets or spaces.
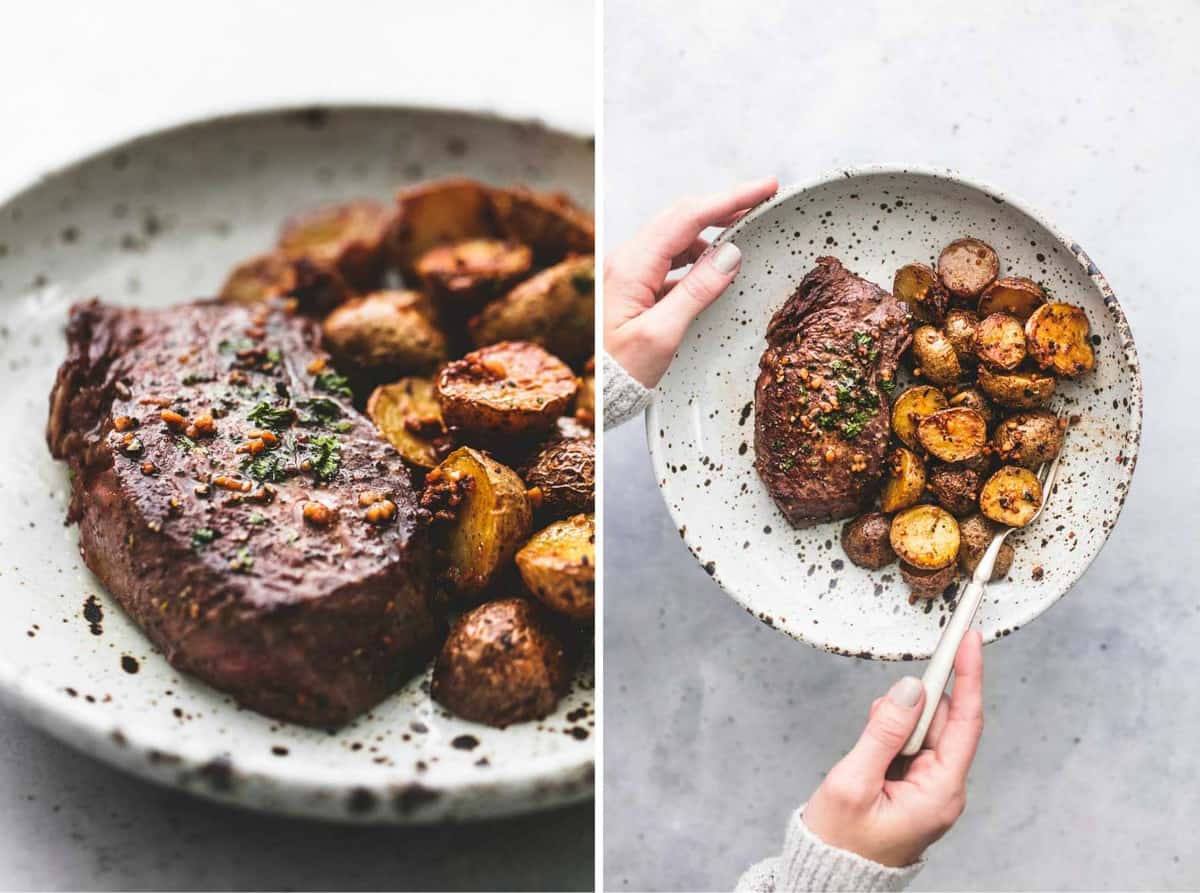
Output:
468,256,595,365
979,465,1043,527
422,447,533,595
490,186,594,264
890,504,960,570
992,411,1065,468
367,378,448,468
219,252,351,315
937,238,999,299
521,436,595,520
841,512,897,570
430,597,570,727
917,407,988,463
977,365,1056,409
891,385,948,449
912,325,962,385
323,290,448,377
880,447,926,513
278,200,391,290
926,464,984,516
415,238,533,312
1025,302,1095,377
943,309,980,363
515,513,595,620
978,276,1045,320
893,263,949,322
901,562,958,599
390,178,498,275
437,341,578,439
974,312,1027,371
574,359,595,427
957,514,1015,580
948,387,995,426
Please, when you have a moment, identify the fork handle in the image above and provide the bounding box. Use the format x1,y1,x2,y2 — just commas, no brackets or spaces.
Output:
901,576,986,756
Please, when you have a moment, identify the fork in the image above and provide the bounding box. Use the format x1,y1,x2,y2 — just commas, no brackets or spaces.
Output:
900,449,1064,757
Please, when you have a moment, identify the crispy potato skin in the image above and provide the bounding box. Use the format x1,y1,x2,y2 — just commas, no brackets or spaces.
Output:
927,464,984,516
880,447,926,513
891,385,949,449
415,238,533,312
890,504,960,570
977,364,1056,409
516,514,595,620
437,341,578,439
979,465,1043,527
841,512,897,569
278,200,391,290
917,407,988,463
219,252,351,315
944,309,980,363
1025,302,1095,377
521,436,595,521
469,256,595,365
992,411,1064,468
430,598,570,727
978,276,1045,319
389,177,499,275
367,378,448,468
900,561,958,599
323,290,448,378
938,238,999,299
893,263,949,323
975,312,1027,371
948,387,995,426
912,325,962,385
490,187,594,265
957,514,1014,580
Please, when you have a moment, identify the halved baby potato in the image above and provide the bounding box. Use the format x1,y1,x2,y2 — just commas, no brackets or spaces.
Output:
219,252,351,314
979,465,1043,527
893,263,949,323
322,289,448,376
422,446,533,596
948,387,995,426
974,312,1027,371
926,464,984,517
521,436,595,521
958,513,1016,580
890,504,961,570
912,326,962,385
390,177,498,275
917,407,988,462
840,512,897,570
943,309,980,363
992,411,1065,468
278,200,392,290
367,377,447,468
891,385,949,449
977,365,1056,409
880,447,926,513
978,276,1045,320
1025,302,1095,377
490,186,594,264
515,513,596,620
437,341,578,439
938,238,999,299
414,238,533,312
901,562,958,599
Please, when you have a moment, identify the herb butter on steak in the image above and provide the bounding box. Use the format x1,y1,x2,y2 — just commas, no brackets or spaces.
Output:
754,257,912,523
47,298,440,726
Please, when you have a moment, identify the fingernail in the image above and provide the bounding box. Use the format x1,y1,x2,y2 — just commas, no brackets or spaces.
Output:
888,676,923,708
711,242,742,274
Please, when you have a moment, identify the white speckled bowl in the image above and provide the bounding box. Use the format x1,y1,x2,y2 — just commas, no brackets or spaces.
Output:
648,166,1141,661
0,106,594,822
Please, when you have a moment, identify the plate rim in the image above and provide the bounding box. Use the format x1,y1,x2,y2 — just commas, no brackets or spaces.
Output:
646,163,1143,660
0,102,594,823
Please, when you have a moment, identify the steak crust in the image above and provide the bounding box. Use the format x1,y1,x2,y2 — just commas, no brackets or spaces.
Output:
47,298,440,726
754,257,912,523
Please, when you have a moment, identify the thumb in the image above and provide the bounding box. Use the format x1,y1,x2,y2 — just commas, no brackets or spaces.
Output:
641,241,742,340
839,676,925,782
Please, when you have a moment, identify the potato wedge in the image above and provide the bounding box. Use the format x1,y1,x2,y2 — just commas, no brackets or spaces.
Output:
958,514,1015,580
437,341,578,439
415,238,533,312
938,238,999,299
992,411,1064,468
948,387,995,426
468,256,595,365
901,562,958,599
1025,302,1095,377
978,276,1045,320
890,504,960,570
977,365,1056,409
278,200,391,290
926,464,983,516
367,378,448,468
893,263,949,323
974,312,1027,371
880,447,926,513
841,512,897,570
421,447,533,595
943,309,979,363
912,325,962,385
390,177,498,275
891,385,949,449
979,465,1043,527
521,436,595,520
219,252,351,315
430,597,570,727
515,513,595,620
490,186,594,264
323,290,448,377
917,407,988,462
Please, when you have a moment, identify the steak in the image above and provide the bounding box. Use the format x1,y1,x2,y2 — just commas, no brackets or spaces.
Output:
47,298,440,726
754,257,911,523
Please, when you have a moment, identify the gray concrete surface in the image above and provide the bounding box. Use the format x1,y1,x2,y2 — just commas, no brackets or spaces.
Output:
603,1,1198,889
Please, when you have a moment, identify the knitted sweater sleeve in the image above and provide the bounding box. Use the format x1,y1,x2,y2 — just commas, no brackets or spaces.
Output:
601,351,653,430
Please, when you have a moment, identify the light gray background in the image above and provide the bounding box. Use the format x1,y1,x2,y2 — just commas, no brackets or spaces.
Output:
604,1,1197,890
0,2,593,890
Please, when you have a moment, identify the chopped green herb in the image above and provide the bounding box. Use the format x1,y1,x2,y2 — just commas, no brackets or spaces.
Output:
230,546,254,573
247,401,294,431
296,396,343,427
314,372,353,399
841,410,873,439
218,338,253,354
248,512,266,525
283,528,301,545
815,412,838,431
175,434,200,453
779,457,795,472
880,378,897,396
191,528,217,550
853,332,874,349
265,347,283,364
242,453,290,483
306,434,342,482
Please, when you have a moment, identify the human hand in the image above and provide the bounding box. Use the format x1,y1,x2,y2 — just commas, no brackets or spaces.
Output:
802,630,985,868
604,177,778,388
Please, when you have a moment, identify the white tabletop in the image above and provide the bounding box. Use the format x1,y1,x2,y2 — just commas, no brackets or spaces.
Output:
603,0,1199,889
0,2,593,889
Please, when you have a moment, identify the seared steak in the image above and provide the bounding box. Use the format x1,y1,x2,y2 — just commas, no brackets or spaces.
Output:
47,298,440,726
755,257,911,523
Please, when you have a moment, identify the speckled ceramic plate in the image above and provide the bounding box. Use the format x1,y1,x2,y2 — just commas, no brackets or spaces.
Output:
0,106,594,822
648,166,1141,660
